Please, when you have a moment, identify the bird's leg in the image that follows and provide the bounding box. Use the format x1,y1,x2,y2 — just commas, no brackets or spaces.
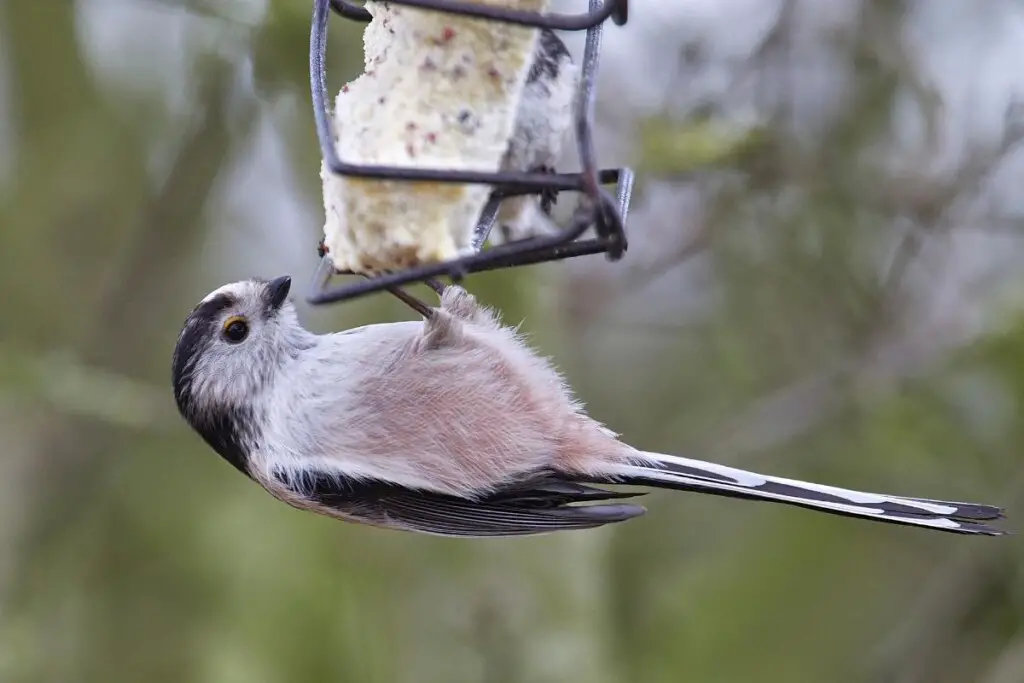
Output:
435,283,499,329
386,279,491,327
424,278,475,319
533,165,559,215
319,241,435,318
386,287,434,318
424,278,447,296
385,278,475,321
415,281,491,349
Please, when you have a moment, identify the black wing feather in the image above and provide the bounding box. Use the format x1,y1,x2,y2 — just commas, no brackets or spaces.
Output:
274,469,647,538
375,494,644,537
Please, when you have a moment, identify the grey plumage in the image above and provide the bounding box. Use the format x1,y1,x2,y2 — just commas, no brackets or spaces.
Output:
171,277,1007,538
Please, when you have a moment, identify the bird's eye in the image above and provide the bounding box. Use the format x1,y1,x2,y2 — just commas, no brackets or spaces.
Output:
222,316,249,343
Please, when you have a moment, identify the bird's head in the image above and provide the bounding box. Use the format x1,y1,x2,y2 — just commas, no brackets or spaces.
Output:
171,275,307,471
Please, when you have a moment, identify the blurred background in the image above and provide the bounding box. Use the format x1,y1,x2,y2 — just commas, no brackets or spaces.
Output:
2,0,1023,681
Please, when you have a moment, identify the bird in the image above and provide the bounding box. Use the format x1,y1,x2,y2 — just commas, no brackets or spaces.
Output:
171,275,1007,538
488,28,578,246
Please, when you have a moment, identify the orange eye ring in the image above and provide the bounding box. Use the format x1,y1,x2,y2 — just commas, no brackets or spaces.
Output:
222,316,249,343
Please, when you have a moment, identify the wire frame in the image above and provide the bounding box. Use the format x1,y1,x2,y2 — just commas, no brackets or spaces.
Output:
307,0,635,305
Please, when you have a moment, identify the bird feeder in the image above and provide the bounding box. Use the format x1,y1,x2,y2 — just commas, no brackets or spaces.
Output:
307,0,633,306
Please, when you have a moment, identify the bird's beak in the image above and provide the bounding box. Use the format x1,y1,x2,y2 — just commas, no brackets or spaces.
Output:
266,275,292,310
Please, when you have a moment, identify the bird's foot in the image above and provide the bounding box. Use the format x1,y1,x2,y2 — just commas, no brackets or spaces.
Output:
532,165,559,215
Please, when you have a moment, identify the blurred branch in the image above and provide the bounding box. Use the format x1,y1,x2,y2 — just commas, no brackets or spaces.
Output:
867,102,1024,230
14,56,255,571
955,215,1024,237
745,0,797,121
618,197,714,294
979,635,1024,683
0,343,175,432
697,365,846,460
680,68,1024,462
693,246,982,462
83,65,246,370
136,0,264,26
860,0,942,154
635,118,772,176
472,596,519,683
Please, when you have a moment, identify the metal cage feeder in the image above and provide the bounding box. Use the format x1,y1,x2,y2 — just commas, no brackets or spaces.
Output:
307,0,635,306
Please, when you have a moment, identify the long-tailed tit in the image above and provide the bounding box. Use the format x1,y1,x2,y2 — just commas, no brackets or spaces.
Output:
489,28,577,246
171,276,1006,537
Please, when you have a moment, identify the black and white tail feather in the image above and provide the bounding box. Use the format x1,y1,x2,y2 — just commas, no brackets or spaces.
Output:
583,452,1006,536
295,454,1007,538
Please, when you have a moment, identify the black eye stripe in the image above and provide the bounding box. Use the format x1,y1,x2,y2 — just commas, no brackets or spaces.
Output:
173,293,242,398
190,293,236,321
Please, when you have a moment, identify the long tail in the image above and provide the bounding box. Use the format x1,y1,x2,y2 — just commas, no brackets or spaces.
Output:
587,452,1007,536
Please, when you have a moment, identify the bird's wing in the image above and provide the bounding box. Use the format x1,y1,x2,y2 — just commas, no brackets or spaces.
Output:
273,469,646,537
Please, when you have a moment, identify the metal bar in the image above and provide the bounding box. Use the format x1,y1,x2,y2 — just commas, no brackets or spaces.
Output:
615,167,635,227
470,194,503,253
308,236,615,305
329,0,628,29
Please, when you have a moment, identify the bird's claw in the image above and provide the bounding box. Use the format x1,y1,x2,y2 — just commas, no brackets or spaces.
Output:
532,165,559,215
